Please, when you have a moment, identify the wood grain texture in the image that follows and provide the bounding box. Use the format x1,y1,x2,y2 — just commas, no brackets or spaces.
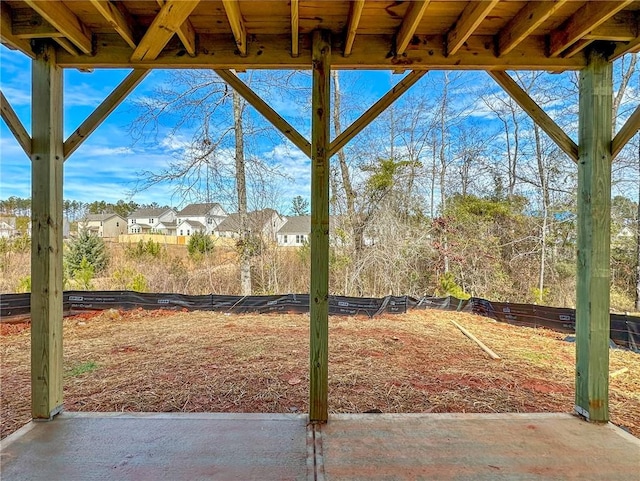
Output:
309,29,331,424
612,103,640,159
30,42,64,420
25,0,93,54
575,49,612,423
1,90,32,157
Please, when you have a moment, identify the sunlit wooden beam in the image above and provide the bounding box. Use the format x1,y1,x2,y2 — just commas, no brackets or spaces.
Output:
1,4,37,57
291,0,299,57
24,0,93,54
64,70,149,158
0,90,32,157
612,104,640,159
330,70,427,156
562,39,594,58
611,36,640,61
53,37,80,56
497,0,568,57
446,0,498,56
395,0,430,55
222,0,247,56
131,0,200,61
215,69,310,156
488,70,578,162
344,0,365,56
157,0,196,56
90,0,137,50
548,1,633,57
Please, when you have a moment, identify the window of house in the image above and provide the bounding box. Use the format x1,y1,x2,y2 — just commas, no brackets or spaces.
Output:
116,222,119,227
283,235,288,243
132,219,136,224
207,218,213,224
100,221,103,226
187,230,191,236
150,218,154,224
296,234,305,244
180,230,183,235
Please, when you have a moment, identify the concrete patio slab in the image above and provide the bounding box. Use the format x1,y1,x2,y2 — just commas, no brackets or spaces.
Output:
0,413,309,481
318,413,640,480
1,412,638,480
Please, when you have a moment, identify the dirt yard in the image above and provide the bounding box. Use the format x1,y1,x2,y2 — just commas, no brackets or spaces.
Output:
1,308,639,440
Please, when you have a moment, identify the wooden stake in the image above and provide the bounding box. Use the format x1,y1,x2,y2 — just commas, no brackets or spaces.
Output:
309,29,330,423
575,47,612,423
610,367,628,378
31,41,64,420
451,320,501,360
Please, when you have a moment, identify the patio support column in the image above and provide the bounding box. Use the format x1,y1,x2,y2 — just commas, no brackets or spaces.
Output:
575,46,612,422
309,29,331,423
31,41,64,419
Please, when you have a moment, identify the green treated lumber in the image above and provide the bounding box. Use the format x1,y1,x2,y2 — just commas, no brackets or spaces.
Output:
309,29,331,423
31,42,64,420
575,47,612,423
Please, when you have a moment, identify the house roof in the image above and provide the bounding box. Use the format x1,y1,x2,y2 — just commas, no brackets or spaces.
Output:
177,203,224,216
130,208,173,218
216,209,280,233
3,1,639,70
178,219,206,230
156,221,177,228
85,213,123,222
278,216,311,235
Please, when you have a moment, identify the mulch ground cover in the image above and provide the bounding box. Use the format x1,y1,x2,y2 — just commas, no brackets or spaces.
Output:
2,308,639,439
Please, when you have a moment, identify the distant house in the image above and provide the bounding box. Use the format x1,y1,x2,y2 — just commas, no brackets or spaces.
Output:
176,203,227,236
277,215,310,246
154,220,178,236
128,207,176,234
216,209,286,242
78,213,126,238
0,216,18,238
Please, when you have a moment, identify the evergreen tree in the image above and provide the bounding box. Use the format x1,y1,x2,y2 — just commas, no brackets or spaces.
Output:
67,230,109,275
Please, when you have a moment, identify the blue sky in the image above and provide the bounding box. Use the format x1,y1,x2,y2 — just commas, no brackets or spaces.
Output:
0,45,402,212
2,43,638,214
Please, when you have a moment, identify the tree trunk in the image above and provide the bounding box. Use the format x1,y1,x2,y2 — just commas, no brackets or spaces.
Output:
439,72,450,274
636,139,640,311
233,87,251,295
534,124,548,304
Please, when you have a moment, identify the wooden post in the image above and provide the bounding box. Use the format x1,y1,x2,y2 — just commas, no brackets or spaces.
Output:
31,41,64,420
575,46,612,423
309,29,331,423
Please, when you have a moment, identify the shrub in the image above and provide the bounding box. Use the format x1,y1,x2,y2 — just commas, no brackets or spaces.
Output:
67,230,108,275
126,239,163,259
113,266,148,292
16,275,31,293
187,231,214,258
74,257,94,290
436,272,471,300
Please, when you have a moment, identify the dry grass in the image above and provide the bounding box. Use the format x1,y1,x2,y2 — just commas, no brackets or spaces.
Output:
1,309,639,440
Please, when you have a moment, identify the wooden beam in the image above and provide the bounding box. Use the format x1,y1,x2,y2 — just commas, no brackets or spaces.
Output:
575,48,612,424
214,69,310,156
291,0,299,57
497,0,568,57
310,29,330,424
611,36,640,61
612,103,640,159
64,69,149,158
488,71,578,162
561,39,594,59
53,37,80,56
1,4,35,58
0,90,32,158
395,0,430,55
157,0,196,57
30,41,64,420
344,0,365,56
222,0,247,56
89,0,137,50
548,1,633,58
330,70,426,156
24,0,93,54
446,0,499,56
58,33,588,71
131,0,200,61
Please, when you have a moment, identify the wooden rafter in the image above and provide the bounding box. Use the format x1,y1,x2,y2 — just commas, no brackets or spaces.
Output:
612,37,640,61
612,104,640,158
156,0,196,56
214,69,311,156
496,0,568,57
488,70,578,162
131,0,200,61
561,39,594,59
446,0,499,56
395,0,430,55
53,37,80,57
64,70,149,158
330,70,427,156
548,1,634,57
0,90,32,157
291,0,299,57
1,4,36,58
222,0,248,56
344,0,366,57
89,0,137,50
24,0,93,54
